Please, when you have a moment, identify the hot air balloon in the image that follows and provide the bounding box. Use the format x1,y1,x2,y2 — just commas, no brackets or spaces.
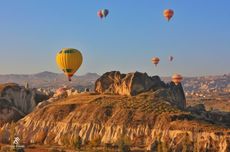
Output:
102,9,109,18
152,57,160,66
169,56,174,62
98,9,109,19
163,9,174,21
172,74,183,85
97,10,103,19
56,48,83,81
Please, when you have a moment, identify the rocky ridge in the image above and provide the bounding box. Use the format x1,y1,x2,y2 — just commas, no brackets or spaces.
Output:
95,71,186,109
0,71,229,151
1,93,229,151
0,83,50,127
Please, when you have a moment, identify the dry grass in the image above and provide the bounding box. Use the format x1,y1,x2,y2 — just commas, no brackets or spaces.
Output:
31,92,228,131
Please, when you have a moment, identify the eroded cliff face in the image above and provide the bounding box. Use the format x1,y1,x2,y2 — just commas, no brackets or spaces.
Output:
1,93,229,151
95,71,165,96
187,104,230,128
0,73,228,151
95,71,186,109
0,83,49,126
0,98,22,127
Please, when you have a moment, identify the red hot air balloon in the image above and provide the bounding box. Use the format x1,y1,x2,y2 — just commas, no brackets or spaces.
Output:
98,9,109,19
97,10,103,19
163,9,174,21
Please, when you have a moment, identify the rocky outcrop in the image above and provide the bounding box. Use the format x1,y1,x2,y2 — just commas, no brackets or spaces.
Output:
95,71,186,109
0,98,22,127
187,104,230,127
0,93,229,151
95,71,165,96
167,82,186,109
0,83,49,126
36,87,81,109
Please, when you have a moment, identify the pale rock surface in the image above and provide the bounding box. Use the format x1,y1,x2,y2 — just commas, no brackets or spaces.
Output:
0,83,49,125
95,71,165,96
95,71,186,109
0,92,229,151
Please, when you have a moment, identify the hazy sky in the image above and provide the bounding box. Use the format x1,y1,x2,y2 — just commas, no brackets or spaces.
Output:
0,0,229,76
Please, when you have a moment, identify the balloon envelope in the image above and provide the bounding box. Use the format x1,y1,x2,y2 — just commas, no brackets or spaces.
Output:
163,9,174,21
172,74,183,85
97,10,103,19
169,56,174,61
102,9,109,17
56,48,83,81
152,57,160,66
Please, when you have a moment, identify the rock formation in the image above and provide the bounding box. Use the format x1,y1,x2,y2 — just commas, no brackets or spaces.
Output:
187,104,230,127
0,93,229,151
95,71,165,96
36,87,80,109
0,98,22,127
1,72,228,151
167,82,186,109
0,83,49,126
95,71,186,109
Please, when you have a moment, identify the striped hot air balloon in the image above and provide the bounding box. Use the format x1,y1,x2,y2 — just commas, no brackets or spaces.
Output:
152,57,160,66
172,74,183,85
97,9,109,19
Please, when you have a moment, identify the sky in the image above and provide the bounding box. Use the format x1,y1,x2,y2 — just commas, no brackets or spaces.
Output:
0,0,229,77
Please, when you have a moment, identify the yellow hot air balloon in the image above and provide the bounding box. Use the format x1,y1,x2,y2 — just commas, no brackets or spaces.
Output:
56,48,83,81
172,74,183,85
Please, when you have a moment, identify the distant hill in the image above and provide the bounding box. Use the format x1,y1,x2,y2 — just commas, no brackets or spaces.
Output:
0,71,229,93
0,71,100,90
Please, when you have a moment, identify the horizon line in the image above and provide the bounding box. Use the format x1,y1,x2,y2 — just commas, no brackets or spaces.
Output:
0,71,229,78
